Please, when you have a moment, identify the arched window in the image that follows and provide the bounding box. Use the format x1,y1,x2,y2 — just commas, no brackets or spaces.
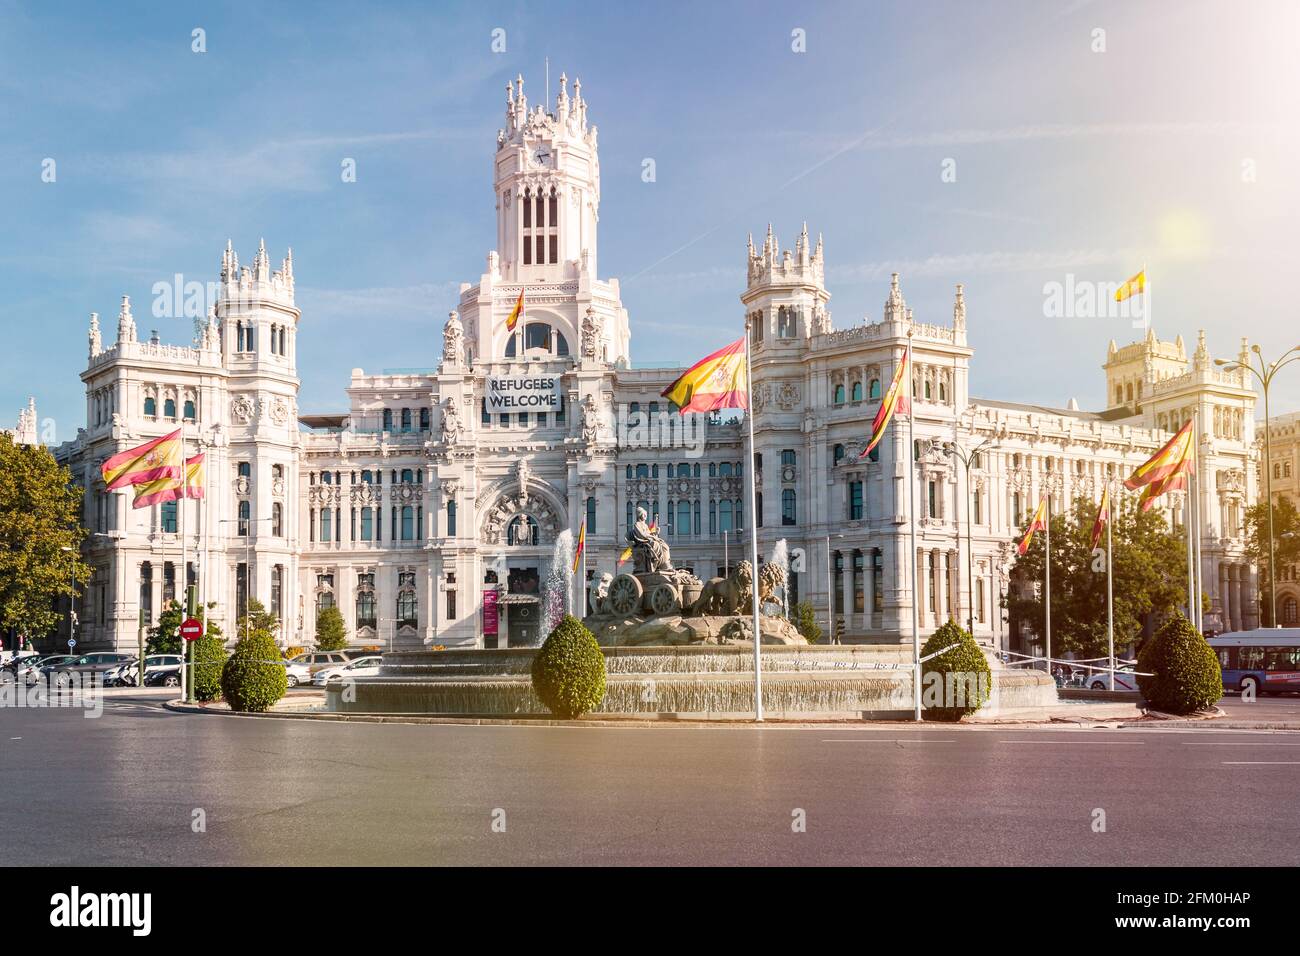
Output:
144,396,156,417
869,379,881,400
397,588,417,628
183,399,196,420
525,322,553,351
237,499,250,536
1285,596,1298,625
382,409,393,432
400,468,414,484
447,500,457,537
782,489,797,526
356,590,376,630
924,381,932,400
851,382,863,402
401,506,414,541
677,500,691,537
400,408,412,432
419,407,430,431
164,397,177,419
319,507,332,543
507,515,539,546
833,384,845,405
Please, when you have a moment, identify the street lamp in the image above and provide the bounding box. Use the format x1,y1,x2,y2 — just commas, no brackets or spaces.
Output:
824,532,848,645
943,435,995,638
218,516,275,641
1217,343,1300,627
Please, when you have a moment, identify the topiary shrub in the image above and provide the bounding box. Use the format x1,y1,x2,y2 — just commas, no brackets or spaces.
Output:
530,615,607,718
920,619,992,722
1136,613,1222,714
191,627,227,703
220,599,287,712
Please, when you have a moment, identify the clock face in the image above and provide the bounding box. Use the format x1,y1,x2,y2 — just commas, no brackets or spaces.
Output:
532,146,551,167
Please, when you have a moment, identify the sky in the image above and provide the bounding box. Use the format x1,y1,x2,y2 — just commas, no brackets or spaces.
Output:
2,0,1299,441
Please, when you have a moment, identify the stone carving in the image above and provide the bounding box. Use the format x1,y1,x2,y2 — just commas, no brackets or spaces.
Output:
581,394,601,444
580,307,603,359
692,561,753,617
589,572,613,615
757,562,787,614
515,458,531,503
442,311,463,365
269,397,289,425
232,395,253,424
626,505,672,573
440,396,462,445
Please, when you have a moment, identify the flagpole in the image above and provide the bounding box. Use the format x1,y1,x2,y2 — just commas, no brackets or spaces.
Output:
905,333,921,721
1106,480,1115,691
1045,491,1052,679
744,318,764,721
1193,423,1204,634
180,419,189,702
581,533,587,619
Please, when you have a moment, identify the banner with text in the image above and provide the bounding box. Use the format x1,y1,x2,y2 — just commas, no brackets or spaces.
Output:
485,375,563,413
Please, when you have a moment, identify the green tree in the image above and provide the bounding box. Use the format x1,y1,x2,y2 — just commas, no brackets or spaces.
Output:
920,619,992,722
1136,612,1223,713
793,601,823,645
148,600,186,655
1244,496,1300,626
1004,494,1187,658
315,604,348,651
530,615,607,718
234,597,279,644
191,614,227,702
0,434,90,644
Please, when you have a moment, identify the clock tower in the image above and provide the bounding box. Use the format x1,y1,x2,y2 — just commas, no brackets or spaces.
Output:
494,73,601,284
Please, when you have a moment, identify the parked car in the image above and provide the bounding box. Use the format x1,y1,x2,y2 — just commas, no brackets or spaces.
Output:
1088,669,1140,692
144,663,182,688
110,654,183,686
282,660,312,688
41,652,136,686
2,650,43,678
312,655,383,686
289,651,353,676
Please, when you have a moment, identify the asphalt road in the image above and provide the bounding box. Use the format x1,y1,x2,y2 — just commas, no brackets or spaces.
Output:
2,694,1299,866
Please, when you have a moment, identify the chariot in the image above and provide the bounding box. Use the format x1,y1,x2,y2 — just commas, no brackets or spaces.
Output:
605,570,702,617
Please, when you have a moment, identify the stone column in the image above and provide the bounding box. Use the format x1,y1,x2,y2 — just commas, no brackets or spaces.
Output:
1227,564,1239,632
841,552,854,636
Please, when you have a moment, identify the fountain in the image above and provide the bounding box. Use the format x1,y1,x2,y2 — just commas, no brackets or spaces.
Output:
326,512,1058,718
540,528,574,643
767,538,790,617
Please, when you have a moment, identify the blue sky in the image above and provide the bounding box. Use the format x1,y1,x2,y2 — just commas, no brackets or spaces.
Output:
3,0,1298,439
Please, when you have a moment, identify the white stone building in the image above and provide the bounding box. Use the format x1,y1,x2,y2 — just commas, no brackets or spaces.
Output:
48,73,1260,655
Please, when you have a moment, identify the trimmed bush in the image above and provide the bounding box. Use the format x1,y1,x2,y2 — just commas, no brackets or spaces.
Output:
190,631,227,702
1136,613,1222,714
220,600,287,712
530,615,607,718
920,619,992,722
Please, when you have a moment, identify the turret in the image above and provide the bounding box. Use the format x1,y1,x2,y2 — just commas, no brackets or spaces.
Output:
116,295,137,344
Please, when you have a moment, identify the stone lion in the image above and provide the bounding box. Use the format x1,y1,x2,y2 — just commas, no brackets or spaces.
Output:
757,561,786,614
689,561,753,617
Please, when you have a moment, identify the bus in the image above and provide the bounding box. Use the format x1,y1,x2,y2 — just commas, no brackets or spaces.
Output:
1206,630,1300,696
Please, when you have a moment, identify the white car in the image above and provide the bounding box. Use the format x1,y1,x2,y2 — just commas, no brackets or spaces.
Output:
1088,669,1139,691
312,656,383,686
283,660,312,688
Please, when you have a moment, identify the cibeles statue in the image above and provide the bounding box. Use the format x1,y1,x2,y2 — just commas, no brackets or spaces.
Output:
627,506,672,574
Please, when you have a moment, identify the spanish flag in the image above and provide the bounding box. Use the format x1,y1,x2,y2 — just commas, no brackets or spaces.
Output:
661,337,749,414
1115,269,1146,302
859,345,911,460
1124,419,1194,492
132,454,205,509
102,429,183,490
505,288,524,332
1090,485,1109,552
1017,496,1048,556
618,546,632,566
1137,467,1191,512
572,520,585,574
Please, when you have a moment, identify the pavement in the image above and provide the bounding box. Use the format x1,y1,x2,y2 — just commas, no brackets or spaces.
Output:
3,692,1300,865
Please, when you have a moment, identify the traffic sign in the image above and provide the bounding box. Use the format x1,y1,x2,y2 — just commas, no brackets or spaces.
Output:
180,618,204,642
67,638,76,650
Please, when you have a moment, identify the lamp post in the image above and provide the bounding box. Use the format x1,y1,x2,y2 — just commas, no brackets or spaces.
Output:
943,435,994,637
825,532,847,644
1217,344,1300,627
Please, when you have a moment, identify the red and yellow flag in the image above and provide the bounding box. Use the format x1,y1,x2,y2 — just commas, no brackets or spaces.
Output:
859,346,911,460
1125,419,1194,495
1017,496,1048,556
1090,485,1109,552
661,337,749,414
1115,269,1146,302
1137,468,1191,512
505,288,524,332
131,453,205,509
102,429,182,490
618,546,632,566
572,520,585,574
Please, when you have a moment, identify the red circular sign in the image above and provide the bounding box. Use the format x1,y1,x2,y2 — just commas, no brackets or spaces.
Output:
180,618,204,641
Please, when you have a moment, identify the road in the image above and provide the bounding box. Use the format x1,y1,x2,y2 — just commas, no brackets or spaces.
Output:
2,694,1299,866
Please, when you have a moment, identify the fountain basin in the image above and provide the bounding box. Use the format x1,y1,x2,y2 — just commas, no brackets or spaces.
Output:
324,645,1057,719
